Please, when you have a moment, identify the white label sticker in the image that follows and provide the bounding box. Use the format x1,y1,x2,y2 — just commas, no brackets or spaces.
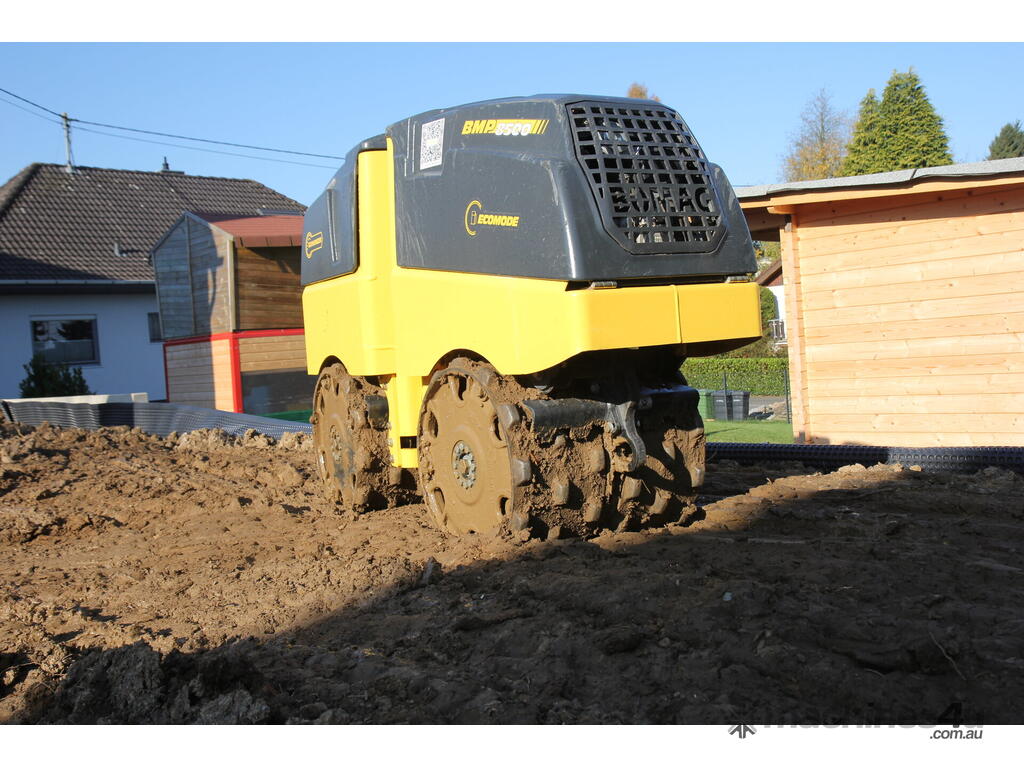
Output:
419,117,445,170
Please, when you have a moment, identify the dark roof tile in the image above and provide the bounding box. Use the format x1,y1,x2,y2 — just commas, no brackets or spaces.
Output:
0,163,305,283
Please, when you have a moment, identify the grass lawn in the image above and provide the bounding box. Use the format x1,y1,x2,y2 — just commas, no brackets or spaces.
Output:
263,409,313,423
704,419,794,444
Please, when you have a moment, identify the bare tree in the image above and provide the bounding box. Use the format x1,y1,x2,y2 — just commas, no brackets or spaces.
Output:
782,88,850,182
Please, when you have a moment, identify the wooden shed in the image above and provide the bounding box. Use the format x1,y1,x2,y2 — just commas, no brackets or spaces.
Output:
152,212,313,414
738,157,1024,447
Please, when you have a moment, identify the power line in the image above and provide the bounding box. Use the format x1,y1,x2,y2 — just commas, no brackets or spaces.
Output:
0,94,64,125
74,124,339,169
0,86,64,118
73,118,345,160
0,85,344,161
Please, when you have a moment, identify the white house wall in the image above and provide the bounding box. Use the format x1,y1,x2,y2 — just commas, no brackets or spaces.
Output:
0,293,166,399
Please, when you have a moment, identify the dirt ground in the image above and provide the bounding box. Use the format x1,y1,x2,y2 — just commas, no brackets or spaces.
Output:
1,420,1022,724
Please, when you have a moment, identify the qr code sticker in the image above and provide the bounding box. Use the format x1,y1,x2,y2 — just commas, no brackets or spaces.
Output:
419,118,445,170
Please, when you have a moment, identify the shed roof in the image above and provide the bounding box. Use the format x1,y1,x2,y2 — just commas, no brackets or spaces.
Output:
194,212,304,248
0,163,305,284
755,258,783,286
737,157,1024,205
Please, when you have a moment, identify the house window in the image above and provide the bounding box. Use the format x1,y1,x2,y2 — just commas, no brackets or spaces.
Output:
148,312,163,342
31,317,99,365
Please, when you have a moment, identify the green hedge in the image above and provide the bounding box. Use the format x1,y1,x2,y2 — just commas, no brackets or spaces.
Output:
681,357,789,396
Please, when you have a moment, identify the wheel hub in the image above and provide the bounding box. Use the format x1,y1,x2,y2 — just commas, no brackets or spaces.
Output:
451,440,477,489
418,364,515,535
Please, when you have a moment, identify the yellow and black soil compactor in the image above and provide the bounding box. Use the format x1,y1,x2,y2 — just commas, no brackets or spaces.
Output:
302,95,761,537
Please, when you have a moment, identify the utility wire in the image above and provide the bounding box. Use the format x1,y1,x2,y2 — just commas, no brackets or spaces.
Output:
0,92,335,169
0,94,64,125
73,118,345,160
74,125,339,169
0,85,344,161
0,86,64,118
0,92,336,169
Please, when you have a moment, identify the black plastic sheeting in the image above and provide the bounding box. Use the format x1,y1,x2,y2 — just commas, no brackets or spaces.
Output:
1,400,311,441
708,442,1024,475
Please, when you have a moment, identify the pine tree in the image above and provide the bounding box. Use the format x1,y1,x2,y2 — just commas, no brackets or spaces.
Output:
841,70,952,175
841,89,883,175
876,69,952,170
782,88,849,181
987,121,1024,160
18,354,92,397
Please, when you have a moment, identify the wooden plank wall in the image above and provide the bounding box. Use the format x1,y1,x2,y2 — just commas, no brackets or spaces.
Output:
779,219,810,442
237,334,306,374
786,184,1024,447
153,219,195,340
165,338,235,411
189,224,232,335
153,218,233,338
235,246,303,330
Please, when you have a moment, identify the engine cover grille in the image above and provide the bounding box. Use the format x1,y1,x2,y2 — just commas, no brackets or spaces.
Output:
567,101,724,255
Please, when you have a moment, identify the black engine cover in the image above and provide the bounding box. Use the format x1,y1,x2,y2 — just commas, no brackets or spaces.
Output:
387,94,756,282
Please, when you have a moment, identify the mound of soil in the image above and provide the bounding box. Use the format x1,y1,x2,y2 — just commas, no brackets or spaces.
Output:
1,421,1022,724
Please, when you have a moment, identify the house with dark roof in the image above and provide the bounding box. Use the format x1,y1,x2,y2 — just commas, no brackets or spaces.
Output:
0,162,304,398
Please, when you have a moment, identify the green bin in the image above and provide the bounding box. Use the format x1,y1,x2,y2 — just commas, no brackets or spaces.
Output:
697,389,715,420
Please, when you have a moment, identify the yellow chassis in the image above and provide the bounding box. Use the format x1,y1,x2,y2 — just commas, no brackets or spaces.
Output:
303,141,761,469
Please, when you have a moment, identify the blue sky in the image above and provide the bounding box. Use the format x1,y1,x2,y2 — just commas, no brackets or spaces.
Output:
1,42,1021,206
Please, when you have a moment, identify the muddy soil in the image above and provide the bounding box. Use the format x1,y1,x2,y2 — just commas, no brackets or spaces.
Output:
1,421,1022,724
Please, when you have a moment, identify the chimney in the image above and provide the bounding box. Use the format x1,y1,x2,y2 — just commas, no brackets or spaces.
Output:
160,157,184,175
